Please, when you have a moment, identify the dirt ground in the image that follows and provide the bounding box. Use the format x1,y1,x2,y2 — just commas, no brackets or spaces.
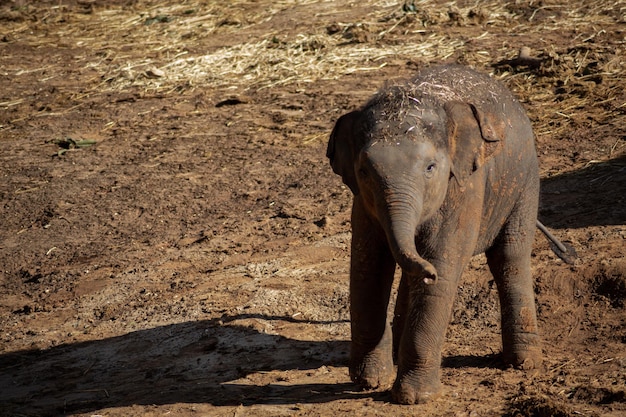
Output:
1,1,625,416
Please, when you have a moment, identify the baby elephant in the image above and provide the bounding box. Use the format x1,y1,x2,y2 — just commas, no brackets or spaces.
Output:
327,65,542,404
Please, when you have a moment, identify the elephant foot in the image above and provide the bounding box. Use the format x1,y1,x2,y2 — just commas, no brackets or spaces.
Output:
349,351,395,390
391,373,442,404
503,334,542,370
503,346,542,370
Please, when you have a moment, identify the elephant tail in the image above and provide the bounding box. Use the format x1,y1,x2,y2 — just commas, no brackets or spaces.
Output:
536,220,577,264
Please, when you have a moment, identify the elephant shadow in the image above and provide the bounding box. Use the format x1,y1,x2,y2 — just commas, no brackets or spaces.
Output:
539,154,626,229
0,314,371,416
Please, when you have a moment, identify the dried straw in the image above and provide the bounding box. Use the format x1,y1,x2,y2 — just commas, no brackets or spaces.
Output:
1,0,624,152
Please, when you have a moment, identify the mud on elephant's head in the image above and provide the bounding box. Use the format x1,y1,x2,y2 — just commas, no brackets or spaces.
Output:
327,79,505,284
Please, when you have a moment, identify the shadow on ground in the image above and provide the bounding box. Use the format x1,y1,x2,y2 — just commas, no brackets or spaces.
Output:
539,154,626,229
0,313,502,416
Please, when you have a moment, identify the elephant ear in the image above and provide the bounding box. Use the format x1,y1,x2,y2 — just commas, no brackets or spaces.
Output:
327,111,361,194
444,101,505,185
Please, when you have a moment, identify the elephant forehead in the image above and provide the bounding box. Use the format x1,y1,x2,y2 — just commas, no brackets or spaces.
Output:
363,139,437,162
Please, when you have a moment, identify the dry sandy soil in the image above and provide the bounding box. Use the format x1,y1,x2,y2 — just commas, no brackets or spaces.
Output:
1,1,625,416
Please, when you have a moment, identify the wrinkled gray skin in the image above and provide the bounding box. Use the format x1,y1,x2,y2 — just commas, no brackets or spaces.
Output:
327,65,542,404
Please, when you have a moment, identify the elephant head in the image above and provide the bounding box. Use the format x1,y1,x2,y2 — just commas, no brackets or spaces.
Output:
327,88,505,284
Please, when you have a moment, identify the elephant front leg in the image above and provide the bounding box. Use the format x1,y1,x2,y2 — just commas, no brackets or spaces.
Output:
392,275,459,404
349,199,397,390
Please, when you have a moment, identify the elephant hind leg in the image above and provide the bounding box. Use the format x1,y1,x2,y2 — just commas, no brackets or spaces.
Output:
486,201,542,369
392,272,409,364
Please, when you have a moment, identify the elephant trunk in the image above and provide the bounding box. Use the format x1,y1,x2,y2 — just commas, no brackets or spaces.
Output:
383,200,438,285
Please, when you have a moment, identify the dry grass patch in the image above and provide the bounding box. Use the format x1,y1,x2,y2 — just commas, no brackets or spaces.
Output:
1,0,624,151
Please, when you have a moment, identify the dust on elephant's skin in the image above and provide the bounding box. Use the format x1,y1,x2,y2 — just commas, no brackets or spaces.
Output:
327,65,542,404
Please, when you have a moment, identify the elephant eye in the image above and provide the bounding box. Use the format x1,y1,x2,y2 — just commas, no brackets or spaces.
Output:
358,167,369,178
425,162,436,178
